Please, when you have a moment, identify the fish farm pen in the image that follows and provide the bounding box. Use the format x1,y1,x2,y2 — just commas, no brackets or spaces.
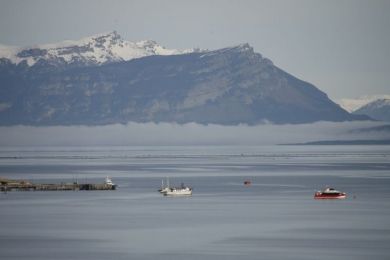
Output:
0,178,116,192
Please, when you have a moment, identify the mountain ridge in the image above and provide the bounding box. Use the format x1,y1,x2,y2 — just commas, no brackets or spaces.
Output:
0,31,198,67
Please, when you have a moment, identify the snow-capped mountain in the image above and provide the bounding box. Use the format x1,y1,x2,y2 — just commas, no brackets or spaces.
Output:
0,38,369,125
353,99,390,122
337,95,390,112
0,31,196,67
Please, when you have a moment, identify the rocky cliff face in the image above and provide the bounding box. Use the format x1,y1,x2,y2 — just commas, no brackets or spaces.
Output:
0,34,369,125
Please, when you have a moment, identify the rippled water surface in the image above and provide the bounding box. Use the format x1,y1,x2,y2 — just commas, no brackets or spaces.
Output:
1,145,390,260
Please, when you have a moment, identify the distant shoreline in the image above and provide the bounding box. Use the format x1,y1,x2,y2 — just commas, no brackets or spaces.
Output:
281,139,390,145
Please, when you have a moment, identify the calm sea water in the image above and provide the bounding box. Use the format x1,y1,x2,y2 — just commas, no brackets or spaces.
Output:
1,145,390,260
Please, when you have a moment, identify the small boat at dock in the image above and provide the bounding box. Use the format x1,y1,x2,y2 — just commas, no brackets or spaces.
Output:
314,187,346,199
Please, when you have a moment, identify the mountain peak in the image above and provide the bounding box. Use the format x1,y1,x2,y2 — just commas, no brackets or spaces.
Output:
198,42,271,65
236,43,252,50
222,43,254,53
89,30,122,42
353,98,390,122
363,98,390,109
338,95,390,112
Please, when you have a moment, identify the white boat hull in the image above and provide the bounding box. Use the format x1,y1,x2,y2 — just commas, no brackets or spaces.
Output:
164,188,192,196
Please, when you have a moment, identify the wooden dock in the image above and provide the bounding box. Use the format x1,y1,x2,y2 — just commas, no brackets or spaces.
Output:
0,177,116,192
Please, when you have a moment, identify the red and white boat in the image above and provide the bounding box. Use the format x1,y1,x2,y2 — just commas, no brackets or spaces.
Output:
314,187,346,199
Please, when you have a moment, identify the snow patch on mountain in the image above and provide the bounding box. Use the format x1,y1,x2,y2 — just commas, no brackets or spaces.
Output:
337,95,390,112
0,31,197,66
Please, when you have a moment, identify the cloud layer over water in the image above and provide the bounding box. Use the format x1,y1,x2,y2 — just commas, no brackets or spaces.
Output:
0,121,388,146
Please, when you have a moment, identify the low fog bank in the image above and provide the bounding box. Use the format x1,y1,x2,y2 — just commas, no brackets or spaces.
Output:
0,121,388,146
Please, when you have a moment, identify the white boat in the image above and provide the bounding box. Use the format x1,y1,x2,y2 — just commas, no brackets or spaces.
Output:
164,186,192,196
159,178,192,196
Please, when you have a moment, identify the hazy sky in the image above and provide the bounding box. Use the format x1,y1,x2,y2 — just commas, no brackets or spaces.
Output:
0,0,389,100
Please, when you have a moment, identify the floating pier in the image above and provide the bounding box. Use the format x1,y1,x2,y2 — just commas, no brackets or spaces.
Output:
0,177,116,192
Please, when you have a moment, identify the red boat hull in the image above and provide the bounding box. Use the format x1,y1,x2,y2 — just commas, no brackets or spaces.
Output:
314,192,346,199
